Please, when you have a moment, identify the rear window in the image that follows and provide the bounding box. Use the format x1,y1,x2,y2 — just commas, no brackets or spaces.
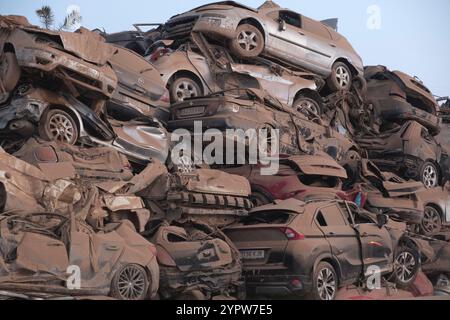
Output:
244,210,295,225
302,16,332,39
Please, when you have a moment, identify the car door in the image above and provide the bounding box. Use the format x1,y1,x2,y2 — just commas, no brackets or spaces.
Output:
345,203,393,276
299,16,336,71
315,203,363,282
264,9,309,68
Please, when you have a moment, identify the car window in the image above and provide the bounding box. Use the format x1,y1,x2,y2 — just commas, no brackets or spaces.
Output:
317,205,348,226
301,16,333,40
346,203,373,225
267,10,302,29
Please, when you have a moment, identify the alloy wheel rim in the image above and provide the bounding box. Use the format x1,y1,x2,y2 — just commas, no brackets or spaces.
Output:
335,66,350,89
175,81,198,101
422,207,441,233
317,267,336,300
423,165,438,188
295,98,320,116
238,31,259,52
48,113,76,144
395,252,416,283
117,265,146,300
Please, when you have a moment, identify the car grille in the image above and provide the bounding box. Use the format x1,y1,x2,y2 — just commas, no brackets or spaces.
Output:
165,16,199,39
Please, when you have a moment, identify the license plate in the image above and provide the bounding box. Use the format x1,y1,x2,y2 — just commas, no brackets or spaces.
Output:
178,106,205,117
240,250,265,260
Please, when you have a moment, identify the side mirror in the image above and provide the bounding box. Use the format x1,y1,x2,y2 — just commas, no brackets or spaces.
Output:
377,214,389,228
279,19,287,32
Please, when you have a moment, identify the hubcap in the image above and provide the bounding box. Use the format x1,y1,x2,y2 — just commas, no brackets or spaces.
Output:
335,66,350,89
237,30,259,52
295,98,320,116
175,81,198,102
395,252,416,283
423,165,438,188
117,265,146,300
48,113,75,144
422,207,441,234
317,267,336,300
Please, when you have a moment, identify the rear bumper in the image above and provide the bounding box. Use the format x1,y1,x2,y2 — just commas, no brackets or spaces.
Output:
244,270,312,297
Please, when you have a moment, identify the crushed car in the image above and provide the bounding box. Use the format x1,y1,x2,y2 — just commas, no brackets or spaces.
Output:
219,154,348,206
162,1,364,91
364,65,441,135
169,89,361,162
151,42,324,114
224,198,421,300
416,185,450,235
0,213,159,300
147,220,244,300
339,160,425,225
356,121,450,189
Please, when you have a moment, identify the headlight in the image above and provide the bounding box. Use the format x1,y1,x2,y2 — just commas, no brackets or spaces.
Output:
200,17,222,27
224,104,240,113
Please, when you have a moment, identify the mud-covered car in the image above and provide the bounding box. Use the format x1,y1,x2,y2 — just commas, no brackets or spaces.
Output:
357,121,450,189
0,85,169,163
151,43,324,113
224,199,421,300
169,89,360,162
339,160,425,225
107,45,171,121
417,185,450,235
364,65,441,135
163,1,363,91
149,221,244,300
220,155,347,206
137,166,253,228
0,16,117,101
0,214,159,300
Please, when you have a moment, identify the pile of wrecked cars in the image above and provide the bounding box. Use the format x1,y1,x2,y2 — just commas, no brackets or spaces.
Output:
0,1,449,301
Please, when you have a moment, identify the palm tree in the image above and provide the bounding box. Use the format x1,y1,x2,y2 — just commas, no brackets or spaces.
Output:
35,5,82,31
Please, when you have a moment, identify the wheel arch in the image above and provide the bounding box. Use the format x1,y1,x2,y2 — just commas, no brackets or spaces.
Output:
293,88,323,107
424,202,445,220
313,254,343,286
43,104,84,136
333,58,358,76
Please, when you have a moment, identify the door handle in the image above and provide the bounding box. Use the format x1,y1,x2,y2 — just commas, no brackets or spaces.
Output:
330,44,336,48
298,31,305,36
327,232,335,236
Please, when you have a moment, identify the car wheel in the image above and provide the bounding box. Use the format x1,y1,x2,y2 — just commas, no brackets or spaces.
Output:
250,191,271,207
393,247,420,289
420,162,439,189
170,76,202,103
0,52,21,92
230,24,264,59
293,95,322,118
420,206,442,236
110,264,149,300
39,109,79,145
309,261,338,300
327,62,352,92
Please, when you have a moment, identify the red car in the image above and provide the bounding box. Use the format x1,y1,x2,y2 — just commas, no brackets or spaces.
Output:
220,155,348,206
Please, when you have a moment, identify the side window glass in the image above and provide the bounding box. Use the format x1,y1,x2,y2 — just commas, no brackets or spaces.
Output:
316,211,327,227
319,205,348,226
279,11,302,29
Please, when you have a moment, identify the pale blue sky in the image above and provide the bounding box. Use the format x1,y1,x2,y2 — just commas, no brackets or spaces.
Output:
1,0,449,96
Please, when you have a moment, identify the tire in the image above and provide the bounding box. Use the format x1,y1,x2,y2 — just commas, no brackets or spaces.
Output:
420,206,442,236
250,191,271,207
230,24,264,59
392,247,420,289
420,161,439,189
110,264,149,300
309,261,338,300
293,95,323,117
39,108,79,145
0,52,21,92
170,76,203,103
327,62,353,92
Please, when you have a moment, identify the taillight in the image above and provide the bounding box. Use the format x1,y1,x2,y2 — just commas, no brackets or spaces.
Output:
282,227,305,241
160,89,170,103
